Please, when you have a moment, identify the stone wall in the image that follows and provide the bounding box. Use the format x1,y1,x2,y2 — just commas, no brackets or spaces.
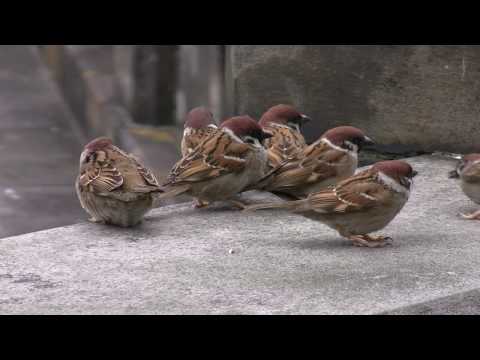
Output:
229,45,480,154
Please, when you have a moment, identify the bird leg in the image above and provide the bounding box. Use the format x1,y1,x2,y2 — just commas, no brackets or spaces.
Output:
192,199,210,209
336,226,390,248
88,217,105,225
228,199,249,210
348,235,392,248
460,209,480,220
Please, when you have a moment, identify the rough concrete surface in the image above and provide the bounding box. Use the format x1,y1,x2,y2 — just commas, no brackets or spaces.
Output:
230,45,480,154
0,45,86,239
1,155,480,314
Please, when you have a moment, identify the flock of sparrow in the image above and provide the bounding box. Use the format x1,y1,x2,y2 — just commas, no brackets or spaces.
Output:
75,105,480,249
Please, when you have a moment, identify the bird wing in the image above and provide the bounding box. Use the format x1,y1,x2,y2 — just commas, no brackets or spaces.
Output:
264,125,306,168
78,163,124,194
258,140,347,191
308,168,394,214
165,130,250,186
79,148,162,196
129,155,160,187
184,127,218,154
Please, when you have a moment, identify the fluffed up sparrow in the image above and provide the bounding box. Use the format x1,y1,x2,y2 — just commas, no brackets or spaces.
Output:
251,126,375,199
159,115,272,209
181,107,218,157
246,160,417,248
75,137,163,227
451,153,480,220
259,104,311,168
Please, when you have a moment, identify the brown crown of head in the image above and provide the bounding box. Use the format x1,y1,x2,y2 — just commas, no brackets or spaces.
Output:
372,160,418,181
84,137,114,152
221,116,273,142
322,126,367,145
185,107,215,129
259,104,310,128
457,153,480,175
462,153,480,164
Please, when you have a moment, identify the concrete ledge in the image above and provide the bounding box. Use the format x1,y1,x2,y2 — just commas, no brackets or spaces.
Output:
1,155,480,314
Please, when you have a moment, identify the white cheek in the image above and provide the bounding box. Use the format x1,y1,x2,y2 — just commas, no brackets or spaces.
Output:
245,136,263,149
223,128,244,143
288,122,301,132
378,172,410,197
321,138,349,153
344,140,359,154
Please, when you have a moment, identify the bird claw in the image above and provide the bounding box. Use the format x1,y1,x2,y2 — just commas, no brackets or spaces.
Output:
229,200,248,210
192,199,209,209
88,218,105,225
349,235,392,248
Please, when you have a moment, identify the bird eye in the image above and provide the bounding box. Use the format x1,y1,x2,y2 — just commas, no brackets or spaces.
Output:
342,141,355,151
243,136,257,144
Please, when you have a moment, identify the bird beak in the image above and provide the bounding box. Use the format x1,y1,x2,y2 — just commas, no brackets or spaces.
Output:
300,114,312,125
411,170,419,178
362,135,376,147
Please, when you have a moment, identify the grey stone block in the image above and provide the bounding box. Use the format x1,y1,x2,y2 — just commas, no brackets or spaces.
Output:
230,45,480,154
1,155,480,314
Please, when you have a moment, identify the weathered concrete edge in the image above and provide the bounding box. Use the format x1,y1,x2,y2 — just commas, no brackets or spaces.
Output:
38,45,148,159
381,288,480,315
3,191,480,315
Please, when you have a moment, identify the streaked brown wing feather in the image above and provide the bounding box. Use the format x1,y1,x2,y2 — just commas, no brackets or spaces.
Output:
130,157,160,187
264,125,306,168
185,127,217,153
166,130,249,186
308,169,391,214
79,165,124,194
261,141,345,191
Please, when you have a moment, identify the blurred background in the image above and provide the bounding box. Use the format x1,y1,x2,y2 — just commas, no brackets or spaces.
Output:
1,45,478,239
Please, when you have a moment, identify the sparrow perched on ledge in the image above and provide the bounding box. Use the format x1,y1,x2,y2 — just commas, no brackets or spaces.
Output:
259,104,311,168
75,137,163,227
246,160,417,248
159,116,272,208
252,126,374,199
452,153,480,220
181,107,218,157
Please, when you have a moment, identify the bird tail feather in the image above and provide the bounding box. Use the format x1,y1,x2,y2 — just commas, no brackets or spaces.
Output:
244,198,307,212
152,185,190,208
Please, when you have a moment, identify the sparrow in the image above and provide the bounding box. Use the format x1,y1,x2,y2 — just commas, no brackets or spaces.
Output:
451,153,480,220
251,126,375,199
158,116,272,209
75,137,163,227
246,160,417,248
181,107,218,157
259,104,311,168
